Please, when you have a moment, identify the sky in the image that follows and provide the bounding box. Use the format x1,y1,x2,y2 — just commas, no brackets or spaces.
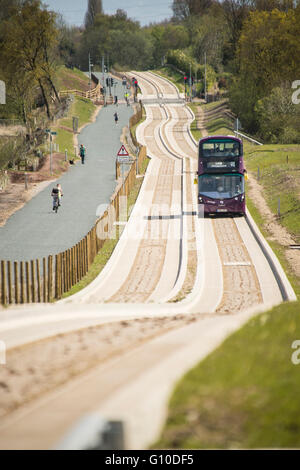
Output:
43,0,173,27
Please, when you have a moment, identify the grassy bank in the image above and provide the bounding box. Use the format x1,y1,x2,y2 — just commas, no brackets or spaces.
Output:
155,105,300,449
55,65,90,92
53,96,96,159
245,144,300,241
153,67,185,93
155,300,300,449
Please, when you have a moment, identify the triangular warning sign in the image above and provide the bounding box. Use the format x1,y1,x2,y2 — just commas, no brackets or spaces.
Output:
117,145,129,157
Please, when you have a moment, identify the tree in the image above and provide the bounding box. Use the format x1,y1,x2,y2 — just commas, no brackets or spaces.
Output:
230,8,300,136
84,0,103,29
172,0,214,20
0,0,59,121
222,0,252,48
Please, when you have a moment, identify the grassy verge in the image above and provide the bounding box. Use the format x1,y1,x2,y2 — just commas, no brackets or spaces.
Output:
155,107,300,450
152,67,185,93
245,144,300,241
155,300,300,449
187,103,202,141
188,99,233,141
53,96,96,159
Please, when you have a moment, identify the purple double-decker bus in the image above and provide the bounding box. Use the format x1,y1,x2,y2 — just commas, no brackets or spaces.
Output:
197,136,246,215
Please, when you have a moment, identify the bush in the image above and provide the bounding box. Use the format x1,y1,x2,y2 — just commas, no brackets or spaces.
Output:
166,49,216,92
280,127,300,144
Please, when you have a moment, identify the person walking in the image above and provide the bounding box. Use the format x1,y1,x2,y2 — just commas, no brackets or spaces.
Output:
125,92,129,106
114,112,119,125
114,95,118,106
79,144,86,164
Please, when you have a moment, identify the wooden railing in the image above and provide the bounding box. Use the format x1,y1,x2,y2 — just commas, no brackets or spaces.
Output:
59,83,115,105
0,145,147,306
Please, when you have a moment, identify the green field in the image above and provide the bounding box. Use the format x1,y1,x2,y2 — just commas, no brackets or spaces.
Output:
155,103,300,450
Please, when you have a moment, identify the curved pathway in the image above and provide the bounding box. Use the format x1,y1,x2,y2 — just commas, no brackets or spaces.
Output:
0,78,132,261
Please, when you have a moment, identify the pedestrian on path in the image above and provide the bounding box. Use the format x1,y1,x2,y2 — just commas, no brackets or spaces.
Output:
114,112,119,125
114,95,118,106
79,144,86,164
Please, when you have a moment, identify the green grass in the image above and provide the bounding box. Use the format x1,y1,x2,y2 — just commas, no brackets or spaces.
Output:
153,67,185,93
154,104,300,450
55,65,89,92
245,144,300,242
52,96,96,159
52,128,75,158
188,100,234,141
187,103,202,141
60,96,96,130
155,300,300,449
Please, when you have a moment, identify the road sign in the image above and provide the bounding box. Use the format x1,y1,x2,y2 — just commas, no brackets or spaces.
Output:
117,145,129,157
117,156,134,164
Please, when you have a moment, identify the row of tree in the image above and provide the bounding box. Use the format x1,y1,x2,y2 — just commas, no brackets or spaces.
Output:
0,0,60,125
1,0,300,142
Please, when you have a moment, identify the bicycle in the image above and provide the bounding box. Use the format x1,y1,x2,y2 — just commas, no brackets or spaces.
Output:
53,196,60,213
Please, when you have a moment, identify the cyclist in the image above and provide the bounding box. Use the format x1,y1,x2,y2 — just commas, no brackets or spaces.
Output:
51,184,63,212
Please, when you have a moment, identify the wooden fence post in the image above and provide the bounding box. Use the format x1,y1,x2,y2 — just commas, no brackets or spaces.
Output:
7,261,12,305
76,243,80,283
20,261,25,304
14,261,19,304
71,246,76,287
43,258,47,303
63,251,68,293
55,254,59,299
36,259,41,303
25,261,30,303
48,256,53,302
68,249,71,291
59,253,63,296
1,260,7,306
31,260,36,303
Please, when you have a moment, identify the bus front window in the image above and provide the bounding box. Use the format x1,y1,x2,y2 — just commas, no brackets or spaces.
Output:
199,174,244,199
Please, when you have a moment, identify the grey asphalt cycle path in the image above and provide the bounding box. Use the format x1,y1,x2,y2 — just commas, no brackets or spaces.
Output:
0,77,133,261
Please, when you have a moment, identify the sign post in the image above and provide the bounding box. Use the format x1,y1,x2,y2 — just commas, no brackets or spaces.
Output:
46,129,57,175
116,145,134,189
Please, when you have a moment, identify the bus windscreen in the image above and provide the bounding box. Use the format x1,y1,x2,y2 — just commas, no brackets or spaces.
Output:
200,139,241,158
199,174,244,199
